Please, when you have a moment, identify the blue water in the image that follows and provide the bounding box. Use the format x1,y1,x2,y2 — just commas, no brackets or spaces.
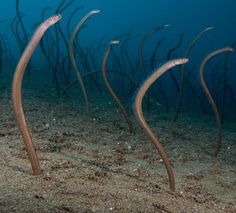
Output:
0,0,236,121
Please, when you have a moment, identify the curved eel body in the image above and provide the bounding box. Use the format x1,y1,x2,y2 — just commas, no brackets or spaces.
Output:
12,14,62,175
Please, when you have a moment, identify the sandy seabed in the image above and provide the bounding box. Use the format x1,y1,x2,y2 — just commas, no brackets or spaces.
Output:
0,85,235,213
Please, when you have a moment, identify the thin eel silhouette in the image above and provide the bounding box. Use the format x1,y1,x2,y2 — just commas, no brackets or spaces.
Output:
102,40,133,133
12,14,62,175
134,58,189,191
199,47,234,156
68,9,100,113
174,27,214,122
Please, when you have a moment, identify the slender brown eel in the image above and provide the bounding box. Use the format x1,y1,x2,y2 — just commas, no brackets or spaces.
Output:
138,25,170,74
174,27,214,122
134,58,189,191
102,40,133,133
12,14,62,175
68,9,100,113
199,47,234,156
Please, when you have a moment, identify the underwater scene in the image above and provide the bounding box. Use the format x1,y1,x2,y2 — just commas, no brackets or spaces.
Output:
0,0,235,212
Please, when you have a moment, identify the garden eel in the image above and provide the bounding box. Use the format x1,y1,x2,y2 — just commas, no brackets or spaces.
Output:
174,27,214,122
68,9,100,113
138,25,170,74
12,14,62,175
199,47,234,156
134,58,189,191
102,40,133,133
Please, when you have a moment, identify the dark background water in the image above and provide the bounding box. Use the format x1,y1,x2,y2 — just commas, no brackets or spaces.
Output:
1,0,235,46
0,0,236,121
